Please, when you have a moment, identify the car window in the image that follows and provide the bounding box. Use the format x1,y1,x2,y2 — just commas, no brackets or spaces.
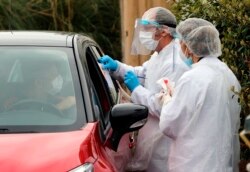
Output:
0,47,85,132
91,46,118,102
80,45,115,126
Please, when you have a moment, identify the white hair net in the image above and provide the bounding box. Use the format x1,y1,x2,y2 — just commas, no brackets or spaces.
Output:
184,25,222,57
142,7,177,28
143,7,177,36
176,18,213,40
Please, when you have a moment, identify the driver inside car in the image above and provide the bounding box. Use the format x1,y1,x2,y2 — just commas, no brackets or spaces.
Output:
30,63,75,111
4,62,76,114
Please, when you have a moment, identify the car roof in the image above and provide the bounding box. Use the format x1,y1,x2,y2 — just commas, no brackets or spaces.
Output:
0,31,76,47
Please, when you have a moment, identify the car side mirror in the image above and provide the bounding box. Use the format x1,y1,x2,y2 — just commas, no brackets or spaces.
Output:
240,115,250,148
108,103,148,151
244,115,250,131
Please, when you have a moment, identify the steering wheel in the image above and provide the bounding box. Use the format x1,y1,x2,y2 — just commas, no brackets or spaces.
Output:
6,99,63,117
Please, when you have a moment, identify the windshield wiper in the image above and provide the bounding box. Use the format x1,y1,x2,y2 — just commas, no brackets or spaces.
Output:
0,128,39,133
0,128,10,133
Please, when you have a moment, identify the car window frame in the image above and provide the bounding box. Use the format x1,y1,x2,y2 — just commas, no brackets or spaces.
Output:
76,36,117,142
81,44,113,120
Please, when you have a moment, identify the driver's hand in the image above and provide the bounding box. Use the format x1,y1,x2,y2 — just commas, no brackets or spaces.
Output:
55,96,76,111
4,96,18,110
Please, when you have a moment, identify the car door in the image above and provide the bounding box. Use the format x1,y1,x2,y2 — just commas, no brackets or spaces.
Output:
75,36,119,170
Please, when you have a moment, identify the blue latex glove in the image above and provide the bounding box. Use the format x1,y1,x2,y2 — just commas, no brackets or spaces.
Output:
124,71,140,92
98,55,118,71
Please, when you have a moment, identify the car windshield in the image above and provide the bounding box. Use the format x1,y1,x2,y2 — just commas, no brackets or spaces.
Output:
0,47,85,132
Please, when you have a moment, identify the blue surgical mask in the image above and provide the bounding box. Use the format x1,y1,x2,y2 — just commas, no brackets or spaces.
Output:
184,57,193,67
180,47,193,67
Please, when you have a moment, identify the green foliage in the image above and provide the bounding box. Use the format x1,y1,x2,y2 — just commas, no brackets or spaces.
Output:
172,0,250,161
172,0,250,119
72,0,121,59
0,0,121,59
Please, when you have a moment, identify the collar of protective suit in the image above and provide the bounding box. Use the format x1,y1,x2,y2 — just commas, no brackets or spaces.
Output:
191,56,218,68
148,39,181,73
144,40,179,92
156,39,176,57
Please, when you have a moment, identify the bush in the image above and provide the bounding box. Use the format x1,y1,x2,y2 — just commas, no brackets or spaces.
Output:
0,0,121,59
171,0,250,163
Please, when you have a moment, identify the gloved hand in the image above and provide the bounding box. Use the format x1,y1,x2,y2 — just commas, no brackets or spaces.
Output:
124,71,140,92
98,55,118,71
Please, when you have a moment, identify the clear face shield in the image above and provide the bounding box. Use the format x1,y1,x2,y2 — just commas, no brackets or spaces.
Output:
131,19,161,55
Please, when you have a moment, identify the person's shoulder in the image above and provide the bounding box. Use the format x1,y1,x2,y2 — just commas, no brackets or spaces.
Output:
178,68,213,92
217,61,241,88
180,66,208,83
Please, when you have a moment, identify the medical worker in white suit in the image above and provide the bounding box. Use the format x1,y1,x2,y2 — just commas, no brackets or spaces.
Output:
98,7,188,172
159,20,241,172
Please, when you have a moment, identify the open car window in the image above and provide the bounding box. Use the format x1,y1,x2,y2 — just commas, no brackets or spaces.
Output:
90,46,118,103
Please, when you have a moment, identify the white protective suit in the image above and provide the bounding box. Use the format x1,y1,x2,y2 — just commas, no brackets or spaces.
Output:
159,57,241,172
112,39,189,171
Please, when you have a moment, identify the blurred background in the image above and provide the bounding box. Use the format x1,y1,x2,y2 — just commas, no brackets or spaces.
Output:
0,0,249,170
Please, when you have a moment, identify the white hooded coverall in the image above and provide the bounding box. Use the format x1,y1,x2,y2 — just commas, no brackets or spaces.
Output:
112,40,189,171
159,57,241,172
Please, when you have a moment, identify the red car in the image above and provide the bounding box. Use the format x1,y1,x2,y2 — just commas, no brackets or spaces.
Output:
0,31,148,172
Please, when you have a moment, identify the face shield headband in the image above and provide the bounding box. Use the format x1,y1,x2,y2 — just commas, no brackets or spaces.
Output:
139,19,176,28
